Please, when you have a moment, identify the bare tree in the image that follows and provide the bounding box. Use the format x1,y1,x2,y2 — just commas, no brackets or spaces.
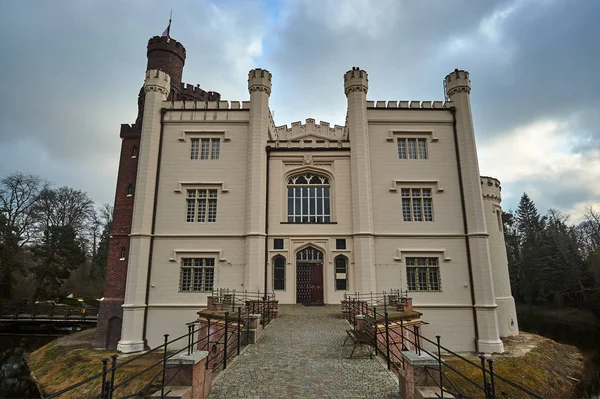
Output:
35,186,95,236
0,172,46,245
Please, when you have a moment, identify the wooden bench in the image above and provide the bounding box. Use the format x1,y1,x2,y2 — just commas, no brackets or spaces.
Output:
342,315,376,359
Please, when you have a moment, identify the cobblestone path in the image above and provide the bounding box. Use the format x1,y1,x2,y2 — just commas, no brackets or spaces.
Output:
208,305,399,399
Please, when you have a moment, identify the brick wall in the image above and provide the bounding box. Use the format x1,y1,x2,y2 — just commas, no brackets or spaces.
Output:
95,131,139,349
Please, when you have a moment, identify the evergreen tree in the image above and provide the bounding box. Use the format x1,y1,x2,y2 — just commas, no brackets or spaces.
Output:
30,226,86,301
515,193,544,304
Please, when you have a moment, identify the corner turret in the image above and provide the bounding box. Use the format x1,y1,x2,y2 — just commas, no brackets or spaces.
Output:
248,68,272,96
344,67,368,96
444,69,471,98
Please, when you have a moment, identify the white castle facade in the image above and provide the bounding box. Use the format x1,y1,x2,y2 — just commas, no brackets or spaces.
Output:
118,66,518,354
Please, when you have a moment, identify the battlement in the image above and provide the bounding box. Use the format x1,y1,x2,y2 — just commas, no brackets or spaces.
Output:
147,36,186,61
480,176,502,202
344,66,367,81
165,100,251,110
268,109,277,140
120,124,141,138
367,100,453,109
177,82,221,101
248,68,272,95
144,69,171,95
344,66,368,95
445,69,471,96
275,118,346,141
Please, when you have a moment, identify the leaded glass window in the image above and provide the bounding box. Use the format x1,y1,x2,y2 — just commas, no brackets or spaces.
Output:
397,138,428,160
180,258,215,293
401,188,433,222
287,173,331,223
406,257,440,292
296,246,324,261
186,189,218,223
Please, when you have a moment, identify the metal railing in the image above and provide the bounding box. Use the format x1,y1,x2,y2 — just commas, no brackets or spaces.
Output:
344,294,543,399
211,288,277,326
44,307,246,399
0,303,99,322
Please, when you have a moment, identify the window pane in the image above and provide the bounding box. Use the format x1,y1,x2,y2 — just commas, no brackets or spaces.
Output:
398,139,407,159
201,139,210,159
418,138,427,159
407,268,416,291
208,199,217,222
204,267,214,292
181,268,192,291
408,139,417,159
401,189,410,197
423,198,433,221
417,268,427,290
287,188,294,218
211,139,220,159
274,257,285,290
186,199,196,222
192,268,203,291
190,139,199,160
428,268,439,291
287,173,331,224
197,198,206,222
402,198,411,221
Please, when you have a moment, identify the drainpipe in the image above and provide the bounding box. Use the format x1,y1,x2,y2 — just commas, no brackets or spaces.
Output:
264,146,271,299
450,107,480,352
142,108,166,349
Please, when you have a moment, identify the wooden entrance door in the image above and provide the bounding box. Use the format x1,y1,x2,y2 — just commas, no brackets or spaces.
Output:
296,262,324,304
310,263,324,304
296,263,311,304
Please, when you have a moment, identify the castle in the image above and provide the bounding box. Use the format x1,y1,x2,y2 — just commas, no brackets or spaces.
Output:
96,34,518,354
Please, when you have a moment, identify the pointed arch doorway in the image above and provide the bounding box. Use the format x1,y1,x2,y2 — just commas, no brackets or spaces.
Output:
296,246,324,305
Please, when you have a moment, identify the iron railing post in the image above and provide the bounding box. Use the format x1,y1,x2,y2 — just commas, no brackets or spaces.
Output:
237,307,242,355
101,358,108,399
161,334,169,397
223,311,229,370
414,325,420,355
480,355,489,399
436,335,443,398
372,306,377,356
187,324,193,356
487,358,496,399
191,323,195,354
384,311,391,370
109,354,117,399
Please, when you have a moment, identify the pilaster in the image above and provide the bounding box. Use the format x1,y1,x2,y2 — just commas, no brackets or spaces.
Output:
118,69,170,353
445,69,503,353
244,69,271,291
344,67,376,292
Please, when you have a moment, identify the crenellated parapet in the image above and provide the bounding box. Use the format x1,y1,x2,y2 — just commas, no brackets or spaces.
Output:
119,124,141,138
248,68,272,96
275,118,347,141
444,69,471,97
176,83,220,102
165,99,250,110
480,176,502,202
144,70,171,96
367,100,453,109
344,67,368,96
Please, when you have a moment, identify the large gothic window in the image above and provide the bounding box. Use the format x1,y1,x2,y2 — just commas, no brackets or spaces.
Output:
287,173,331,223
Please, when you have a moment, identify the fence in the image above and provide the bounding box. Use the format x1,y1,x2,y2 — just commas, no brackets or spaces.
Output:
0,303,99,321
344,292,544,399
209,288,278,326
44,308,247,398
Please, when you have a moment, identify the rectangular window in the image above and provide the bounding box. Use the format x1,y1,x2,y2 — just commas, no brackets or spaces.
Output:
190,139,199,160
185,189,218,223
406,257,440,292
401,188,433,222
180,258,215,293
397,138,428,160
274,239,284,250
273,257,286,290
336,239,346,250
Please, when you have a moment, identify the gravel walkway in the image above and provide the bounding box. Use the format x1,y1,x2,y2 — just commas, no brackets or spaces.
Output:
208,305,399,399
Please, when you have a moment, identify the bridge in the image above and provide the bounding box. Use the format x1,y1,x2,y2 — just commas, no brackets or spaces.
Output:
0,304,98,325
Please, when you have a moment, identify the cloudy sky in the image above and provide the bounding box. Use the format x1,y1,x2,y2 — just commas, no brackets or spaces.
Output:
1,0,598,221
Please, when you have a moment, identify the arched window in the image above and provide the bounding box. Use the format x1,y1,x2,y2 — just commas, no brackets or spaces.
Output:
120,247,126,260
296,246,323,261
132,146,138,158
273,256,286,291
127,184,134,196
287,173,330,223
334,255,348,290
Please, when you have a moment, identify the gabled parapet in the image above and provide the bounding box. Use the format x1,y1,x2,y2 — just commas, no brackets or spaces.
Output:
119,124,141,138
480,176,502,202
177,82,221,102
274,118,347,141
367,100,453,109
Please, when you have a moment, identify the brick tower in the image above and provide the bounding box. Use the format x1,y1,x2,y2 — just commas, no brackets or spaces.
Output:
95,35,220,349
